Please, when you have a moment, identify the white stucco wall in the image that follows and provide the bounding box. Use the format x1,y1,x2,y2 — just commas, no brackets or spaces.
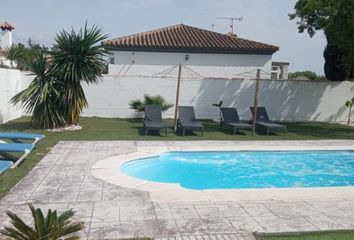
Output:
108,51,273,79
0,69,26,123
82,75,354,122
1,68,353,123
0,31,12,49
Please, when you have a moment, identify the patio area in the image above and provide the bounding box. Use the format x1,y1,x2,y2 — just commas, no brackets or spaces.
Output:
1,140,354,240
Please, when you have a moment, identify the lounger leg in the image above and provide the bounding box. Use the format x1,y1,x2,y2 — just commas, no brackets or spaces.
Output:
182,129,185,136
145,128,149,136
11,150,31,168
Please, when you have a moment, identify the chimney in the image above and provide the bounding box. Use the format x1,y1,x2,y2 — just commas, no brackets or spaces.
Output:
226,31,237,38
0,21,14,49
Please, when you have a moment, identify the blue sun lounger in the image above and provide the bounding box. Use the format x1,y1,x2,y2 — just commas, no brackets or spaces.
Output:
0,160,13,174
0,132,45,144
0,143,34,169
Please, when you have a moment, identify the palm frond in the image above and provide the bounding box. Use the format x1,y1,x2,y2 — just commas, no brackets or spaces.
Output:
129,94,173,112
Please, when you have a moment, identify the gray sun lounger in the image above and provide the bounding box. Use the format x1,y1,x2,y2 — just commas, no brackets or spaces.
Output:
178,106,204,136
220,107,253,135
250,107,287,135
0,143,34,169
143,105,168,136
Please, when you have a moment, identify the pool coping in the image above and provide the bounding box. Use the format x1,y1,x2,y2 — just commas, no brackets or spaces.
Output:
91,140,354,202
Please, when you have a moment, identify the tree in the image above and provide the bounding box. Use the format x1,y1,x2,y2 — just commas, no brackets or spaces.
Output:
345,97,354,125
289,0,354,80
3,44,26,68
11,51,65,129
129,94,173,112
0,204,84,240
288,71,327,81
49,24,108,125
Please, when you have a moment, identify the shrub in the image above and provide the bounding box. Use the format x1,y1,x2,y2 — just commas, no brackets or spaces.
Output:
129,94,173,112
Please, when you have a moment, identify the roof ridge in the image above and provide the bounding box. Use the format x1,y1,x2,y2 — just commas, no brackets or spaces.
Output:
102,23,279,54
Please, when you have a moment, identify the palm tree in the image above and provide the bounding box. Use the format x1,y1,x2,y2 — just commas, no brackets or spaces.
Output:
11,51,65,129
0,204,84,240
49,23,108,125
3,44,26,68
129,94,174,112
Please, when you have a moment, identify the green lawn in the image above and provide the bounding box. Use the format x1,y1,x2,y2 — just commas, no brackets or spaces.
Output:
1,116,354,198
256,231,354,240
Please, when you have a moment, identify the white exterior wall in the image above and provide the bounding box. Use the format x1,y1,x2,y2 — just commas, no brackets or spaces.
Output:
82,76,354,122
0,31,12,49
0,69,32,123
1,68,353,124
108,51,272,79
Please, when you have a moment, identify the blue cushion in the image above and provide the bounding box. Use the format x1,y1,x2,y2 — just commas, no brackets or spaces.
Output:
0,132,45,140
0,143,34,152
0,160,12,174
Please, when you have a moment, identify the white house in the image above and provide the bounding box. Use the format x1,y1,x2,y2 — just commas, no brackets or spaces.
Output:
102,24,279,79
0,21,14,66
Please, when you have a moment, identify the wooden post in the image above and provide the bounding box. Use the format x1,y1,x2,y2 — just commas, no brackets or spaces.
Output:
252,69,261,135
174,63,182,131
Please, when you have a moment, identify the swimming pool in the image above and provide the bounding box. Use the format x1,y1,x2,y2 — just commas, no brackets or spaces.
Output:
120,151,354,190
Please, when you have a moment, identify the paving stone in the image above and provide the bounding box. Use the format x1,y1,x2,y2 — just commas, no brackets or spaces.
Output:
240,203,275,217
228,216,265,233
91,202,119,222
158,218,181,237
154,202,174,219
170,205,200,219
305,201,346,216
304,214,346,230
263,201,320,217
89,220,161,239
175,218,236,235
254,216,318,232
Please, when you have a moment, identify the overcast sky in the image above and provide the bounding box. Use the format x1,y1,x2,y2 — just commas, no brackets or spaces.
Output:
1,0,327,74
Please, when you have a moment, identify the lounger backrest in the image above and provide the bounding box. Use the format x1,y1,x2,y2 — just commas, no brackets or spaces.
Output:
144,105,163,122
178,106,196,122
220,108,240,123
250,107,270,122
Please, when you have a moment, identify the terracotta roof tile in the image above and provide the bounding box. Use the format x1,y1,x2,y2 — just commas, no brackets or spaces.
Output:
103,24,279,54
0,21,14,31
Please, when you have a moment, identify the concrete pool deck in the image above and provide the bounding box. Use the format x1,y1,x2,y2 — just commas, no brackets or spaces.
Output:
1,140,354,239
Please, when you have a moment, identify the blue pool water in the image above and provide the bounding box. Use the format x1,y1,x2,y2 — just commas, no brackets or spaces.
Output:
120,151,354,190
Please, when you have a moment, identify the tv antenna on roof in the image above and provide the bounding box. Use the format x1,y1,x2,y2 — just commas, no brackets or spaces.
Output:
217,17,243,34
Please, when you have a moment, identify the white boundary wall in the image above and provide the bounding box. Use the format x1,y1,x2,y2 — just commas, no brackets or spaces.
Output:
0,69,33,124
1,68,354,123
82,75,354,122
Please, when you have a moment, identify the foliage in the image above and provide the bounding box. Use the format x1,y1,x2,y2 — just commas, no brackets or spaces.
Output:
289,0,354,80
288,71,327,81
129,94,173,112
212,100,223,107
0,204,84,240
11,24,108,129
49,23,108,125
3,44,27,68
3,41,48,70
345,96,354,125
324,44,348,81
10,51,65,129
